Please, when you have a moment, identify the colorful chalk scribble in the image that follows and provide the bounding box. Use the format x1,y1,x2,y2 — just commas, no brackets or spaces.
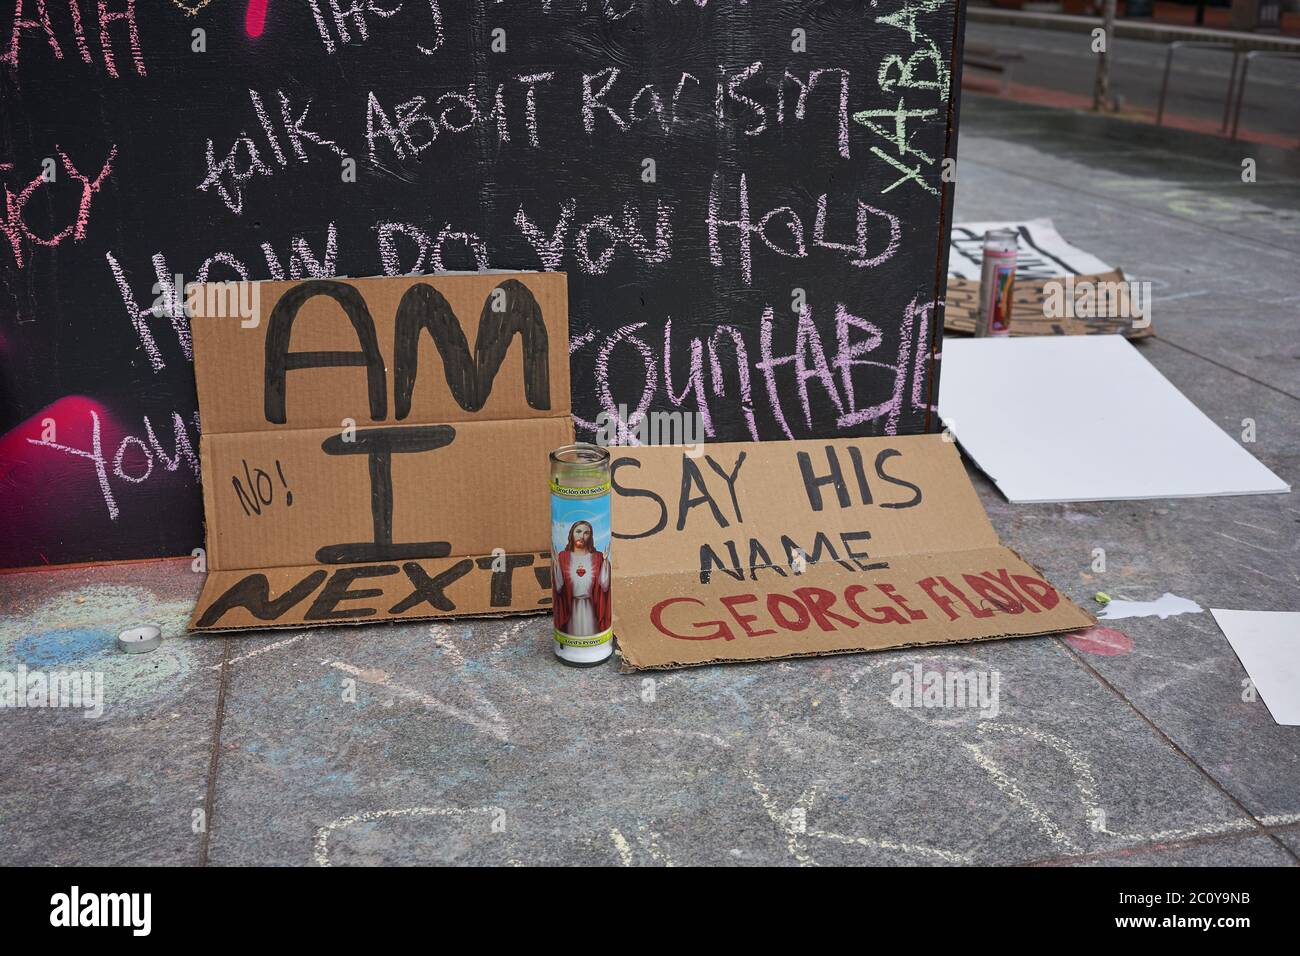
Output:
0,396,201,567
0,585,198,714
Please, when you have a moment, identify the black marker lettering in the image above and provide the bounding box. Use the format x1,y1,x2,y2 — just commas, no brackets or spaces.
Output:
304,565,399,621
781,530,854,572
393,278,549,418
475,552,535,607
704,450,746,524
747,537,787,580
847,445,874,505
611,456,668,539
678,453,728,530
316,425,455,564
798,446,850,511
196,570,327,627
264,280,387,425
839,530,889,571
699,540,743,584
389,559,475,613
876,447,922,508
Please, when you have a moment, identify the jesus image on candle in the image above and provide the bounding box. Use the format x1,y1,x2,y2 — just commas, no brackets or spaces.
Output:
552,520,612,637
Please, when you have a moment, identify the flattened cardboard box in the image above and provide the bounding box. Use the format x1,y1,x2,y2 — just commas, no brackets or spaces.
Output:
188,272,572,631
609,435,1093,669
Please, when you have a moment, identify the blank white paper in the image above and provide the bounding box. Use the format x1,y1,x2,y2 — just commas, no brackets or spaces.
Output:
938,336,1290,503
1211,609,1300,726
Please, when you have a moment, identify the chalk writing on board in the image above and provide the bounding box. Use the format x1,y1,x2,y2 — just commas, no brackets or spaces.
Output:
3,0,961,565
1,147,117,268
24,407,200,521
853,0,953,197
200,90,346,215
2,0,146,77
306,0,444,56
576,296,936,443
104,224,935,451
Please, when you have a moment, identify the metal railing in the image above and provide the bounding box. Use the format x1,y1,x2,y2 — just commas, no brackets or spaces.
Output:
969,7,1300,55
1228,51,1300,139
1155,41,1241,132
971,7,1299,142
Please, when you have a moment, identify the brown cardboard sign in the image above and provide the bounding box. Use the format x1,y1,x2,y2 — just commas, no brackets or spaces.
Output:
945,270,1152,339
609,435,1092,669
188,273,573,631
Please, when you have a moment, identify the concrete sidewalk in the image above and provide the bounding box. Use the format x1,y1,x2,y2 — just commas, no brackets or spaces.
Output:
1,96,1297,867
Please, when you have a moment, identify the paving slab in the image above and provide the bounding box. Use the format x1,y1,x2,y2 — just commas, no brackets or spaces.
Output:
0,560,218,865
205,616,1252,866
1276,828,1300,858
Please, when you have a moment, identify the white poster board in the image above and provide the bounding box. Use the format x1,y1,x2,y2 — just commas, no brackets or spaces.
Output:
938,336,1291,503
1211,609,1300,726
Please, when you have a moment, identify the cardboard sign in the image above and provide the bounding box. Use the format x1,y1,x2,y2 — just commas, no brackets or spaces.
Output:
609,435,1092,669
944,271,1152,339
188,273,573,631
